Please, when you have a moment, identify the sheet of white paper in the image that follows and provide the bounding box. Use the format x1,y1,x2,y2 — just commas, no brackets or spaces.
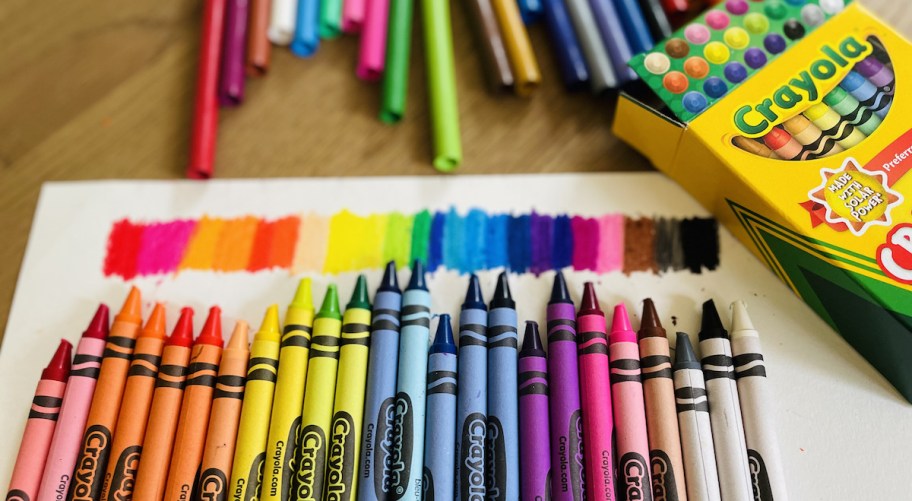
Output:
0,173,908,499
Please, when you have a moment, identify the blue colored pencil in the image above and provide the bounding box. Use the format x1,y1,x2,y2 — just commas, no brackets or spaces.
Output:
455,275,488,500
423,314,458,500
291,0,320,56
487,272,520,499
517,0,543,24
541,0,589,89
611,0,654,54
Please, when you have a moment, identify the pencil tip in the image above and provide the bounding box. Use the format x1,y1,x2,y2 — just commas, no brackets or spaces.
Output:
318,284,342,319
730,300,755,333
430,314,456,354
549,272,572,304
227,320,250,350
700,299,728,340
197,306,223,347
638,298,665,339
348,275,371,309
291,278,313,309
674,332,700,368
579,283,601,314
117,286,143,324
462,274,485,309
520,321,544,355
169,307,195,347
83,304,110,340
141,303,168,340
490,271,514,309
379,261,400,293
407,260,427,291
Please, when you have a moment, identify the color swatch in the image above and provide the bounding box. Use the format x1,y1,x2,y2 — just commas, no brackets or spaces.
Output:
103,210,720,279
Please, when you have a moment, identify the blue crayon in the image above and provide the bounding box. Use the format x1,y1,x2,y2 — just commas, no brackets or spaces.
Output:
588,0,637,84
423,315,458,501
291,0,320,56
358,261,402,501
541,0,590,90
486,272,520,500
611,0,654,54
517,0,543,24
391,260,431,500
840,70,893,120
455,275,488,500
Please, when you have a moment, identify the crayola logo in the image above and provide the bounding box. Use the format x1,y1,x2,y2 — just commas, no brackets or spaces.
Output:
649,450,679,501
747,450,774,501
373,397,397,498
5,489,28,501
733,36,872,137
280,417,300,498
422,467,434,501
485,417,506,501
459,413,486,501
388,393,414,500
240,452,265,501
294,426,327,501
199,468,228,501
107,445,142,501
568,411,585,501
619,452,653,501
69,425,111,501
325,412,356,501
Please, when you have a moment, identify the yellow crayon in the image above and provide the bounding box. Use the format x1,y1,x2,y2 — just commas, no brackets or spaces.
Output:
292,285,342,501
324,276,372,501
262,279,314,501
229,305,282,500
804,102,867,150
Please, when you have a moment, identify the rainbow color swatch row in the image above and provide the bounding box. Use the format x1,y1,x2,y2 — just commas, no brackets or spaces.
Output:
102,210,720,279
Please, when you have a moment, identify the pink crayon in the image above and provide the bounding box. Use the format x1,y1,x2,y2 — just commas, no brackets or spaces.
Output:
356,0,390,80
37,305,109,501
576,283,616,500
6,341,72,501
609,303,654,501
342,0,367,33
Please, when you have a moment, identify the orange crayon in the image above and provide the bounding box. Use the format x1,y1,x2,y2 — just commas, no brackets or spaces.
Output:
198,321,249,501
163,306,224,501
99,304,167,501
132,308,195,501
70,287,143,501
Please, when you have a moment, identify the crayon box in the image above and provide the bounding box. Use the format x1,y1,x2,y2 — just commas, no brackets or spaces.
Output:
613,0,912,401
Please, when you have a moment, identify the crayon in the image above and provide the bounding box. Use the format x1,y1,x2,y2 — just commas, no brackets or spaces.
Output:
99,304,167,501
356,0,390,80
455,275,488,500
379,0,415,122
219,0,250,105
163,306,225,501
589,0,637,85
637,299,687,500
188,0,227,178
855,56,895,95
390,261,431,499
823,86,883,137
293,285,343,501
517,0,542,24
732,136,780,159
465,0,514,92
320,0,344,38
540,0,589,90
782,115,844,159
491,0,542,96
421,0,462,171
517,322,550,501
325,276,372,501
263,279,314,501
269,0,298,44
839,70,893,120
565,0,617,92
609,302,654,501
131,308,194,501
422,315,457,500
229,306,282,501
69,288,142,501
699,300,752,501
638,0,672,40
576,283,616,500
762,128,810,161
342,0,367,32
673,333,721,501
291,0,321,56
199,321,249,501
731,301,788,501
803,103,868,150
357,263,401,501
612,0,655,54
6,340,71,501
246,0,272,75
486,272,520,499
546,273,584,501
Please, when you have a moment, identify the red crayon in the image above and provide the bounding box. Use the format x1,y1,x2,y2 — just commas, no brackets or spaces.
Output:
6,341,72,501
188,0,228,178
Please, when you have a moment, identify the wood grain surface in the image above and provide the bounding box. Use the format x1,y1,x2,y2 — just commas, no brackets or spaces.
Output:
0,0,907,334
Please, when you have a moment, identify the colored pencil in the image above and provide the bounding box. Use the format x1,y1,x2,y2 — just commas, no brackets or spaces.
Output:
379,0,415,122
343,0,368,32
321,0,345,38
465,0,515,91
268,0,298,43
246,0,273,75
541,0,589,89
356,0,391,80
588,0,637,84
421,0,462,171
491,0,541,96
220,0,250,105
188,0,227,178
565,0,617,91
291,0,321,56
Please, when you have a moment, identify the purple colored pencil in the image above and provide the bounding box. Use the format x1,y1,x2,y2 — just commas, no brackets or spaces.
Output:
518,321,551,501
546,272,586,501
587,0,637,84
219,0,250,105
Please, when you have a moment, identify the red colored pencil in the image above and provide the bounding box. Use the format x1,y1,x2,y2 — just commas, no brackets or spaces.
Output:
188,0,228,179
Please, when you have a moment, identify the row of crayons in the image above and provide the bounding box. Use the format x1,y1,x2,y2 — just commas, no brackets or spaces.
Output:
188,0,718,177
733,52,894,160
5,261,785,501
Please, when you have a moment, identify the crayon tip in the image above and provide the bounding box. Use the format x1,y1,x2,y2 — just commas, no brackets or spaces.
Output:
317,284,342,320
730,300,756,334
638,298,666,340
227,320,250,350
197,306,224,347
116,286,143,325
256,305,281,341
42,339,73,382
140,303,167,340
699,299,728,341
462,274,486,310
291,278,314,310
407,260,428,291
549,272,573,305
674,332,701,369
578,282,602,315
610,303,633,333
83,304,110,340
347,275,371,310
519,321,545,357
378,261,400,293
490,271,515,309
430,314,456,354
168,307,195,348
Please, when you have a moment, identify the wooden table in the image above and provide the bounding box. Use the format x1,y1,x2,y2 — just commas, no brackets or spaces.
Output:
0,0,907,334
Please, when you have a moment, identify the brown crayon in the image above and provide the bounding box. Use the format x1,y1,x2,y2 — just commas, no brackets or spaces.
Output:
198,321,249,501
70,287,143,501
732,136,780,159
132,308,195,501
100,304,167,501
163,306,224,500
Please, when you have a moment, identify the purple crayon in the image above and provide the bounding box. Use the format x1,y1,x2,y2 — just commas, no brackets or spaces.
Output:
546,272,585,501
855,56,895,95
518,321,551,501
